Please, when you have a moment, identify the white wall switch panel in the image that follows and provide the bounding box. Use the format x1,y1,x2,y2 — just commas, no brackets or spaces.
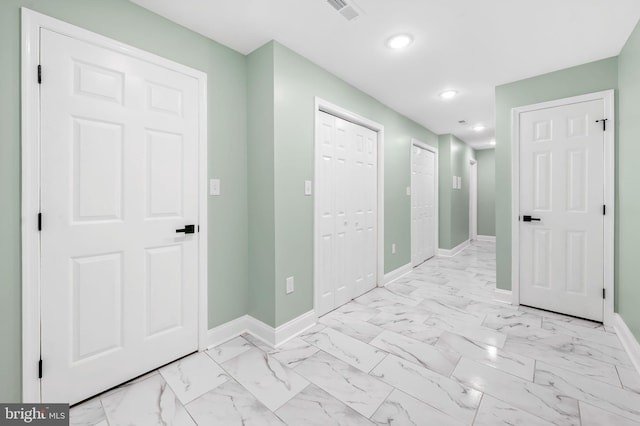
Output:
406,186,411,196
304,180,312,196
453,176,457,189
391,243,396,254
286,276,295,294
210,178,221,196
457,176,462,189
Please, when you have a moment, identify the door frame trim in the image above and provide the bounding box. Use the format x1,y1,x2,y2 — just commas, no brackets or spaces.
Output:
21,8,209,402
313,97,385,316
469,158,478,242
510,90,614,324
410,139,439,267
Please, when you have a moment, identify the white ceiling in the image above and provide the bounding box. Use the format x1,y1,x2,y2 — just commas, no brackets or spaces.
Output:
130,0,640,149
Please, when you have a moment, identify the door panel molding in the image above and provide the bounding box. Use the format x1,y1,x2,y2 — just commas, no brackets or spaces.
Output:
313,98,384,316
410,139,439,267
21,8,208,402
510,90,614,324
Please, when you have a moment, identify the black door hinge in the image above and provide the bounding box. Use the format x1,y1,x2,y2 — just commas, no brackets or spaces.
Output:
38,213,42,231
596,118,608,131
37,65,42,84
38,359,42,379
603,205,606,216
603,288,606,299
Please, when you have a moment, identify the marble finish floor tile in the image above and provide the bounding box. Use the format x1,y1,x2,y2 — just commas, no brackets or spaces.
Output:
579,401,640,426
69,242,640,426
370,330,460,377
304,327,386,372
206,335,253,364
541,318,623,349
101,374,195,426
435,331,534,380
370,354,482,425
368,311,443,344
275,384,374,426
473,395,555,426
371,389,465,426
452,358,580,426
320,314,385,343
222,348,309,411
482,311,543,333
268,338,320,368
69,398,107,426
324,302,380,322
242,332,274,352
504,335,623,387
185,380,284,425
159,351,229,404
419,298,485,322
295,350,393,418
534,361,640,423
424,318,507,348
353,288,422,310
618,365,640,394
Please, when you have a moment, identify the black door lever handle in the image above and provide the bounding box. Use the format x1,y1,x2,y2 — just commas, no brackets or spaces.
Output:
522,215,541,222
176,224,195,234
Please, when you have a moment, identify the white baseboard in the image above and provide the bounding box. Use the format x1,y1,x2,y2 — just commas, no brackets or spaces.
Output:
383,262,413,285
477,235,496,242
437,239,470,257
206,310,317,350
206,315,252,349
494,288,513,305
613,313,640,375
274,310,317,346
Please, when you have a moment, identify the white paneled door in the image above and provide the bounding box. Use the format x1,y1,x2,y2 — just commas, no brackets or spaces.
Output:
519,99,605,321
411,144,436,266
40,29,200,404
316,111,377,316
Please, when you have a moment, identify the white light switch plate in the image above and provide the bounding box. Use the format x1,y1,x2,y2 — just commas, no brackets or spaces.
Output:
457,176,462,189
304,180,312,196
406,186,411,196
453,176,457,189
210,179,221,196
286,277,294,294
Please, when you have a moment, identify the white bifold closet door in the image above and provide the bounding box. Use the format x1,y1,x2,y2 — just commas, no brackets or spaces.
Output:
40,28,200,404
411,144,436,266
316,111,377,316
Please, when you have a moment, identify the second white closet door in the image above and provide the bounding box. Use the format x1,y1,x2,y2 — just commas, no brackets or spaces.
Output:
316,111,377,316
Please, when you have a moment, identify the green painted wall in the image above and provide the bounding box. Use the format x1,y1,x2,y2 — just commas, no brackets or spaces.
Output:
476,149,496,237
438,135,453,249
494,57,618,291
438,134,476,249
247,42,276,326
270,42,438,326
618,20,640,339
0,0,249,402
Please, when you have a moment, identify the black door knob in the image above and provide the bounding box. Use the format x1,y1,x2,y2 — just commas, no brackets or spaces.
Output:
176,224,195,234
522,215,541,222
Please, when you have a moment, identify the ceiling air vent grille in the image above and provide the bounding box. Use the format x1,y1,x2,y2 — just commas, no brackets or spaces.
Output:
326,0,360,21
327,0,348,10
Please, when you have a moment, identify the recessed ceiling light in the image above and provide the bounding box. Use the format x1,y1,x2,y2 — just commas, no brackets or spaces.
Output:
490,140,496,145
440,90,458,99
473,124,486,132
387,34,413,49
